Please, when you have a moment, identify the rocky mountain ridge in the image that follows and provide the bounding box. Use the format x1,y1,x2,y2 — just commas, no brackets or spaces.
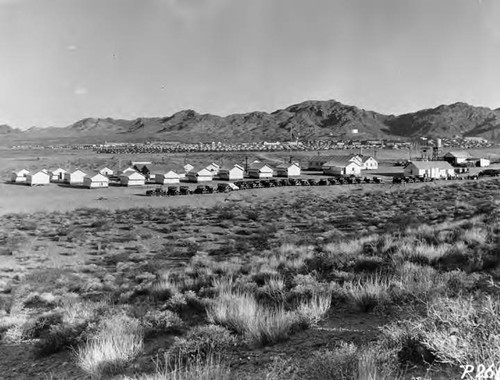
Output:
2,100,500,145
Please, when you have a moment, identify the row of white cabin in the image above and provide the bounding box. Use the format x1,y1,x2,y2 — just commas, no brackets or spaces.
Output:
10,168,111,188
133,157,377,184
129,162,301,183
10,155,379,187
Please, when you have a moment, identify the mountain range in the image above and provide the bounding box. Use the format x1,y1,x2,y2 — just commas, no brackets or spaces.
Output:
1,100,500,145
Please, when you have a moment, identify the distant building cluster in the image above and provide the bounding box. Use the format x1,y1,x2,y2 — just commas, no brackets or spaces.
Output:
9,135,494,152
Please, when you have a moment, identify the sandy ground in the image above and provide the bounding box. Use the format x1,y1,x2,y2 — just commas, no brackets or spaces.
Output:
1,174,493,216
0,181,370,215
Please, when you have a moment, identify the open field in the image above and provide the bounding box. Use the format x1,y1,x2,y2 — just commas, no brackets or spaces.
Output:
1,173,499,216
1,170,500,378
1,147,500,379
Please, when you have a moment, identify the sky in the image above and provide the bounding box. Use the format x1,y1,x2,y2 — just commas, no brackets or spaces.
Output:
1,0,500,129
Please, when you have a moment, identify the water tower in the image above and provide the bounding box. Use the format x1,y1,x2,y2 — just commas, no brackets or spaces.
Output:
432,138,443,160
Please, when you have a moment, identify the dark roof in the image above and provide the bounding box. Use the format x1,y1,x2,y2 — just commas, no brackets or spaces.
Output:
276,163,300,169
85,172,109,180
360,156,376,163
322,157,362,168
444,151,472,158
121,171,145,178
187,166,213,174
146,165,183,174
219,163,245,171
248,162,274,170
310,154,361,162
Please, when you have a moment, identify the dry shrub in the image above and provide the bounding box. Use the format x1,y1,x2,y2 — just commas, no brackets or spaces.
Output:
142,310,183,333
150,272,180,301
206,289,297,345
76,313,144,378
390,263,440,302
413,295,500,368
404,243,449,265
344,275,391,312
296,291,332,327
168,324,235,364
1,313,29,343
131,352,231,380
297,342,359,380
264,356,299,380
377,321,434,369
258,275,286,305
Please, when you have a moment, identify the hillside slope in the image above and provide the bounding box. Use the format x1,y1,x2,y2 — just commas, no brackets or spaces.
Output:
386,102,500,140
2,100,500,145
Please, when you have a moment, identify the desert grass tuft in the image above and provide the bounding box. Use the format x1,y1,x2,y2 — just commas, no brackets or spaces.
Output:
75,313,143,378
206,289,297,345
344,275,390,312
296,291,332,327
130,352,231,380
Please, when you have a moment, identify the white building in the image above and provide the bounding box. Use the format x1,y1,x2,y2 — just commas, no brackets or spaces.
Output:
99,167,114,176
477,158,490,167
360,156,378,170
205,162,220,175
10,169,30,183
443,151,472,165
64,169,87,185
218,164,245,180
155,170,181,184
50,168,67,182
308,154,362,170
404,161,455,179
187,167,213,182
120,171,146,186
322,158,362,176
276,163,301,177
27,170,50,186
83,173,109,189
248,163,274,179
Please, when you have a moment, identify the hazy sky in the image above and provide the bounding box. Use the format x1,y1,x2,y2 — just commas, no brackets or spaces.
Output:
1,0,500,129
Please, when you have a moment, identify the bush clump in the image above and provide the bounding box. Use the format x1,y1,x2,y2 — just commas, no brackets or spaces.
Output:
76,313,144,378
168,324,236,364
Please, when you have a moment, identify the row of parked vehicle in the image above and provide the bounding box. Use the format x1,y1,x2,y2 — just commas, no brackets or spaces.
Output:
146,183,235,196
234,176,384,189
392,175,479,184
145,176,386,196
